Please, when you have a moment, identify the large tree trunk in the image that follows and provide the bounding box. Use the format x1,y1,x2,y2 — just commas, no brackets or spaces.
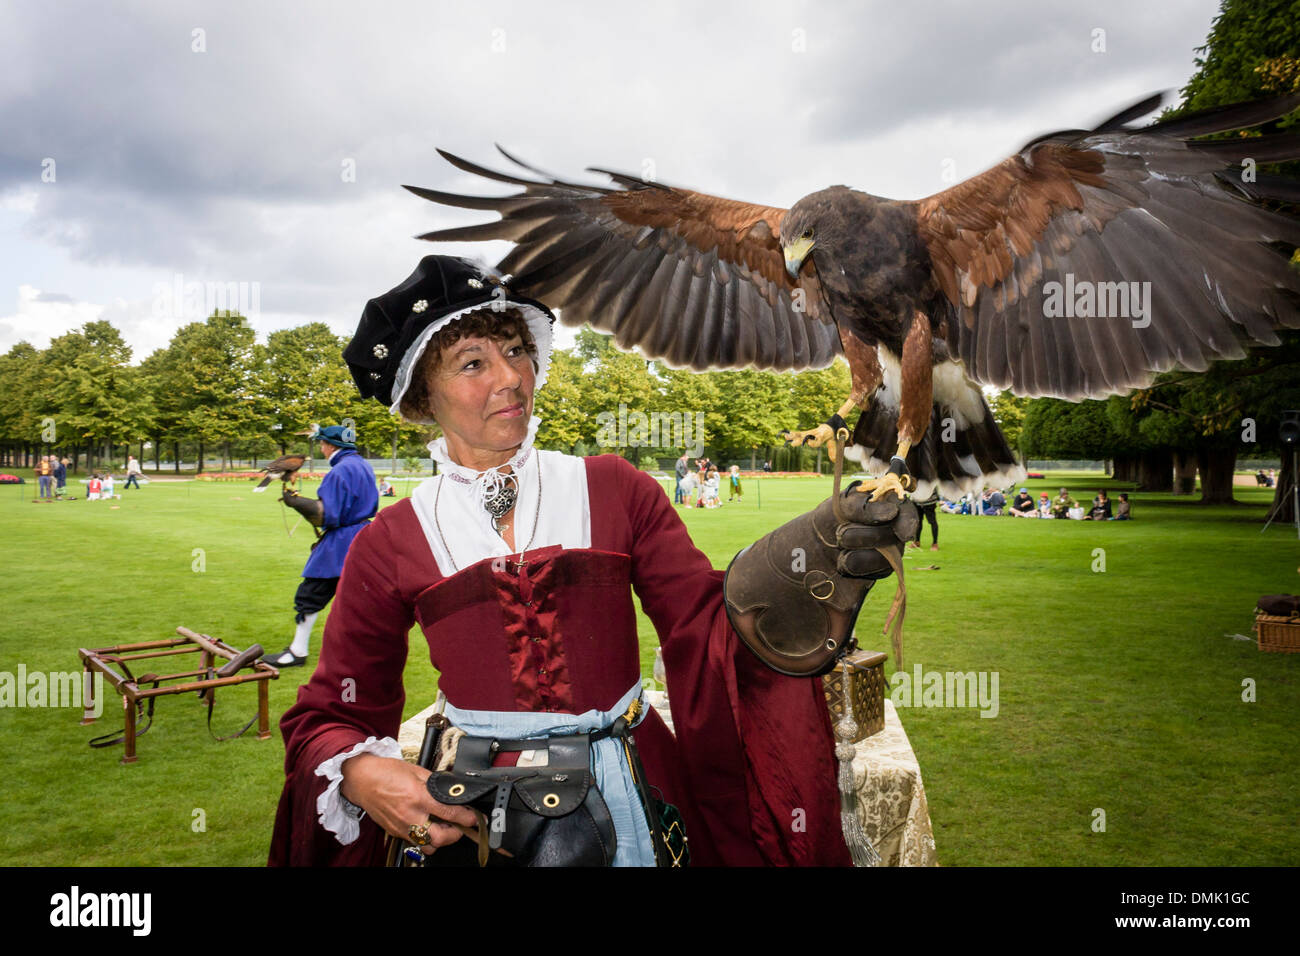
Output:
1196,446,1238,504
1112,453,1137,483
1172,450,1198,496
1136,449,1173,492
153,436,160,472
173,441,180,474
1265,450,1296,525
197,440,204,475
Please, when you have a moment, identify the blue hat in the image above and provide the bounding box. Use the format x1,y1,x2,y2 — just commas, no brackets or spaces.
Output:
310,425,357,449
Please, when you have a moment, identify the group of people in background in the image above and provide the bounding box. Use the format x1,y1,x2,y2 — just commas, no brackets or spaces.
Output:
941,486,1132,521
31,453,146,501
1004,486,1132,520
33,455,67,500
673,452,744,509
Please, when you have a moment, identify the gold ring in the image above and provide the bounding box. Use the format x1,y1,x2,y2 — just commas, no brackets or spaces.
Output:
448,783,465,797
806,571,835,600
408,820,433,846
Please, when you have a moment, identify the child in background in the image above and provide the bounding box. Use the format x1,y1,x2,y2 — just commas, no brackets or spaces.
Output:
728,465,743,502
703,468,721,508
679,471,698,508
87,474,102,500
101,473,116,499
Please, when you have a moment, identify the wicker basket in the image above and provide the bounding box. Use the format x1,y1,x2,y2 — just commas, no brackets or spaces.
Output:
823,649,887,742
1254,610,1300,653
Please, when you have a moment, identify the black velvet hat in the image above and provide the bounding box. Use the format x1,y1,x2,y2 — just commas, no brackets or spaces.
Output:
343,255,556,423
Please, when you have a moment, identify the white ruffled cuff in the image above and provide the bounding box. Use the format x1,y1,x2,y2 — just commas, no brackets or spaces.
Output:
314,735,403,845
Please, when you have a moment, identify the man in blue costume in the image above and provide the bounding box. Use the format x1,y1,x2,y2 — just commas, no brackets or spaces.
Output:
262,425,379,668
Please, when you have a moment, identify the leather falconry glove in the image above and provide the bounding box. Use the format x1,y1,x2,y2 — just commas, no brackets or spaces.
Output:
281,488,325,528
724,478,919,677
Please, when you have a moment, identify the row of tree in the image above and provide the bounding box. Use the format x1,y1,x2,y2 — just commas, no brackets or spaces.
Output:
2,307,1296,518
0,312,853,475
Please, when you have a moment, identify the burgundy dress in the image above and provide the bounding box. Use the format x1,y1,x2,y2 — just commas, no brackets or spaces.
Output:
268,453,850,866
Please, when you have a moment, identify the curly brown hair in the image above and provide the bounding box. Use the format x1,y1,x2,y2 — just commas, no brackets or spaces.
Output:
398,307,538,421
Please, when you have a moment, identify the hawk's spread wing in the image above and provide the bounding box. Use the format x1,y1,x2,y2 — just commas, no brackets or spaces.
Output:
405,149,840,372
916,93,1300,400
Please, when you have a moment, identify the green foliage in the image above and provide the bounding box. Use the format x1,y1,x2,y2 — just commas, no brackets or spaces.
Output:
1019,399,1120,459
534,349,587,452
258,323,356,448
989,391,1029,454
1180,0,1300,122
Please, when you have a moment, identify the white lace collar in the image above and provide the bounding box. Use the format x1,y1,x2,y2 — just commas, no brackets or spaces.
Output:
426,414,541,507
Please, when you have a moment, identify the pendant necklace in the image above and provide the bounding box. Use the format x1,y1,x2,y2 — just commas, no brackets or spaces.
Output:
434,460,542,573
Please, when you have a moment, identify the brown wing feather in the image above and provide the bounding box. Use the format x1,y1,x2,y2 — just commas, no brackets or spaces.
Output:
263,454,307,474
405,152,841,372
916,93,1300,400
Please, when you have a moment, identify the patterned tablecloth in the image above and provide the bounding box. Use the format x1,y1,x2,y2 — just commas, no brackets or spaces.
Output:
398,691,938,867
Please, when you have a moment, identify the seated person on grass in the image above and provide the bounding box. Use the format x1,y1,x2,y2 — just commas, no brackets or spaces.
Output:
980,488,1005,516
1009,488,1036,517
1112,492,1132,520
1088,490,1113,521
1051,488,1076,519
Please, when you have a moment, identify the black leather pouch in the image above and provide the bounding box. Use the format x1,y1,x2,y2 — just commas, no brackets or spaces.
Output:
425,733,617,867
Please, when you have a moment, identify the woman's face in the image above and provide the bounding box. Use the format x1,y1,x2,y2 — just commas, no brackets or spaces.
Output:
425,331,535,470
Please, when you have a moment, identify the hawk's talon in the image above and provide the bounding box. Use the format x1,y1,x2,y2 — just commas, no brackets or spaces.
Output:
782,424,836,458
846,472,912,501
869,472,909,502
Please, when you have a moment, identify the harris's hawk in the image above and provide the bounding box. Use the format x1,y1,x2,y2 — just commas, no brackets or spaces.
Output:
253,454,308,492
404,93,1300,500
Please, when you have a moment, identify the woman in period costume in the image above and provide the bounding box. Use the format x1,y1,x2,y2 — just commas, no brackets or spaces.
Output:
268,255,913,867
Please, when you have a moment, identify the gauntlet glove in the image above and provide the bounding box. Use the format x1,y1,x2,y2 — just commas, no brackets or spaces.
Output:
281,489,324,527
724,482,919,677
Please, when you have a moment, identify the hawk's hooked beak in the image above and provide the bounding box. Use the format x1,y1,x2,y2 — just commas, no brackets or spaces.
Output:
784,236,814,278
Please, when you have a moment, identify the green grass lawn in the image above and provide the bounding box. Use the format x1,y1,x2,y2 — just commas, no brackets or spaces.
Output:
1,471,1297,866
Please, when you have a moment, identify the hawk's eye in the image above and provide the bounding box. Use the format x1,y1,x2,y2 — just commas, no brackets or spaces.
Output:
801,228,814,240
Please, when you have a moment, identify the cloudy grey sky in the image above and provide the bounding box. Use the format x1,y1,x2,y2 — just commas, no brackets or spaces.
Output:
0,0,1222,361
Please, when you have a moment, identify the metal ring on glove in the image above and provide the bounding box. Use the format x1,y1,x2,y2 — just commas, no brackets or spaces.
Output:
408,818,434,847
805,570,835,600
